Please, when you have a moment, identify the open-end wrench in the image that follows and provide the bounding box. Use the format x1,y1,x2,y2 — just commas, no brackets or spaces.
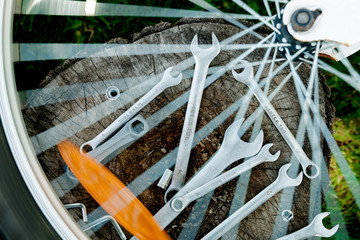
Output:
66,115,149,181
80,66,182,153
202,163,303,240
170,143,280,212
165,33,220,200
277,212,339,240
232,63,320,179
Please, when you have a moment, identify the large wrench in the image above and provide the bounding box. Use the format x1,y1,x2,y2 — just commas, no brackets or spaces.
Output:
202,163,303,240
80,66,182,153
165,33,220,200
170,144,280,212
232,63,320,179
277,212,339,240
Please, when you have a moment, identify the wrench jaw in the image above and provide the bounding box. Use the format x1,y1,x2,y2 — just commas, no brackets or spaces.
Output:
160,67,183,88
221,118,264,163
276,163,303,189
311,212,339,238
164,185,182,203
190,33,221,63
259,143,281,163
231,62,254,85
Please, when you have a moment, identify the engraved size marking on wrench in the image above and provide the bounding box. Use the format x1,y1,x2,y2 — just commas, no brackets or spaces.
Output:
165,33,220,201
232,62,320,179
80,66,182,154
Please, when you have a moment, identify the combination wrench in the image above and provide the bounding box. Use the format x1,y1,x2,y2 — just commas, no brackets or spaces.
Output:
147,118,264,231
202,163,303,240
165,33,220,200
66,115,149,180
232,63,320,179
80,66,182,154
170,143,280,212
277,212,339,240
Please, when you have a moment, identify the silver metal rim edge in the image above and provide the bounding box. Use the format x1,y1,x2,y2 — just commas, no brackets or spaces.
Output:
0,1,88,239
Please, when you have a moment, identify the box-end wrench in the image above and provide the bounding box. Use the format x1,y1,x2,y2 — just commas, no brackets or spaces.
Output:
170,143,280,212
277,212,339,240
232,63,320,179
66,115,149,181
202,163,303,240
80,66,182,154
165,33,220,201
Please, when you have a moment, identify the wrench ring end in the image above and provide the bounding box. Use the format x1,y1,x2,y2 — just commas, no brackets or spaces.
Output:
303,162,320,179
170,197,186,212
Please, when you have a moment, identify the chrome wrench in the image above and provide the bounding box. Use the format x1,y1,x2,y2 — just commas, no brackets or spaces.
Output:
232,64,320,179
170,143,280,212
165,33,220,200
80,66,182,153
148,118,264,231
202,163,303,240
277,212,339,240
66,115,149,180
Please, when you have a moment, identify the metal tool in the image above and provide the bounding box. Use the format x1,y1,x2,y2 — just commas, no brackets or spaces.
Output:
165,33,220,200
66,115,149,181
83,215,127,240
232,64,320,179
277,212,339,240
170,143,280,212
166,117,263,202
202,163,303,240
64,203,88,222
150,118,264,229
80,66,182,153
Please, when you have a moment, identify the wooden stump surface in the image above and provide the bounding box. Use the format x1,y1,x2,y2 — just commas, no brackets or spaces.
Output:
24,19,334,240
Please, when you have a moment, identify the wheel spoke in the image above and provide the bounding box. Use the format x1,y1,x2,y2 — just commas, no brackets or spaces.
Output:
20,0,260,19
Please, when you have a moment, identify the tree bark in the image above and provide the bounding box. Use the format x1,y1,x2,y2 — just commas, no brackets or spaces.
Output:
24,18,334,239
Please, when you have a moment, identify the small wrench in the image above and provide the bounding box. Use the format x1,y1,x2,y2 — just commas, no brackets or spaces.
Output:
202,163,303,240
80,66,182,153
277,212,339,240
165,33,220,199
66,115,149,181
232,63,320,179
152,118,264,229
171,143,280,212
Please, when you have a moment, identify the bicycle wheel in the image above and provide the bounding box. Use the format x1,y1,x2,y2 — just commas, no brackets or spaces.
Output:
1,0,359,239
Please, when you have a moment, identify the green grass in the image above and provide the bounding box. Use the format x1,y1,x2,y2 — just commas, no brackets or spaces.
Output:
328,118,360,239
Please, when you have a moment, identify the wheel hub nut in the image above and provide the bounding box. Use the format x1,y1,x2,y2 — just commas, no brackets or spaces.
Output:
291,8,321,32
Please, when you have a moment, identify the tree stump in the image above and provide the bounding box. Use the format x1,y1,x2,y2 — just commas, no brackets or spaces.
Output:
24,18,334,239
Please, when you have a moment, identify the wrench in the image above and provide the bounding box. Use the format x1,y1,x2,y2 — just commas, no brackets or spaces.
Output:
80,66,182,153
150,118,264,230
232,63,320,179
165,33,220,200
170,143,280,212
166,117,263,202
66,115,149,181
277,212,339,240
202,163,303,240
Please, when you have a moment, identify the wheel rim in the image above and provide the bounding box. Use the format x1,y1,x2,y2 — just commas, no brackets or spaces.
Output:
1,0,359,239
